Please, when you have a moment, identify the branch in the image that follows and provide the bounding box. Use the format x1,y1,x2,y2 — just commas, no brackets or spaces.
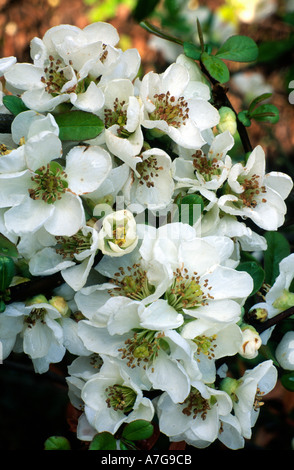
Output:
256,305,294,334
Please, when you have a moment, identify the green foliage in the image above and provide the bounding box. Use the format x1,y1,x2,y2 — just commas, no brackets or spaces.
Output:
237,261,265,297
263,232,291,286
89,432,117,450
176,194,204,226
121,419,154,441
54,110,104,141
281,372,294,391
88,420,154,450
0,234,18,258
0,255,15,292
44,436,71,450
238,93,279,127
200,51,230,84
215,35,258,62
2,95,28,115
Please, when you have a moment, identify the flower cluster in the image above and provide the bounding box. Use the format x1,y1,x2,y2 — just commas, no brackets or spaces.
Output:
0,21,292,450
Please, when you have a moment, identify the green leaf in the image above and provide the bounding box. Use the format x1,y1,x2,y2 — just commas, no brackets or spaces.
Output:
250,103,279,124
183,42,201,60
54,110,104,141
89,432,117,450
140,21,183,46
237,261,265,296
0,234,18,258
200,52,230,83
44,436,71,450
237,110,251,127
0,255,15,292
177,194,204,226
263,232,290,285
248,93,273,114
2,95,29,116
215,35,258,62
121,420,154,442
281,371,294,391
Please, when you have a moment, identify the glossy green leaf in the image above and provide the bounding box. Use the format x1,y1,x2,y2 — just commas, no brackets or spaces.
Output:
238,110,251,127
184,42,201,60
121,420,154,442
54,110,104,141
215,35,258,62
2,95,29,116
44,436,71,450
200,52,230,83
263,232,290,285
0,234,18,258
89,432,117,450
0,255,15,292
250,103,279,124
237,261,265,296
248,93,273,114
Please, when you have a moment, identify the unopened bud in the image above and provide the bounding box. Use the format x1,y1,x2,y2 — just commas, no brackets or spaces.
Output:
49,295,70,316
98,209,138,257
25,294,48,306
273,289,294,311
217,106,237,135
220,377,239,402
239,325,262,359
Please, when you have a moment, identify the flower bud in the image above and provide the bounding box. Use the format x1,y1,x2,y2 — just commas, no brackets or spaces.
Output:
49,295,71,317
25,294,48,306
247,307,268,323
98,209,138,257
220,377,239,402
217,106,237,135
272,289,294,310
239,325,262,359
275,331,294,370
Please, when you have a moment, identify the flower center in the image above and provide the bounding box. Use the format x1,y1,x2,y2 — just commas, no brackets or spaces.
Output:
136,155,163,188
149,91,189,128
28,162,68,204
105,384,137,413
104,98,131,138
108,263,155,301
55,230,94,258
253,386,265,411
24,307,46,328
118,329,168,369
181,387,212,420
192,334,217,360
193,150,222,181
41,55,70,95
0,144,12,155
236,173,267,208
165,267,213,312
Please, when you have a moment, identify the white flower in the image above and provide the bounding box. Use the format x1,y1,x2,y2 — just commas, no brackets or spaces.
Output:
0,300,65,373
27,224,100,291
1,144,112,237
180,318,243,383
123,147,175,210
221,360,277,439
98,209,138,257
139,62,219,149
96,78,144,170
156,381,232,448
249,253,294,343
218,145,293,230
80,355,154,434
172,130,234,199
3,23,140,114
275,331,294,370
0,110,61,174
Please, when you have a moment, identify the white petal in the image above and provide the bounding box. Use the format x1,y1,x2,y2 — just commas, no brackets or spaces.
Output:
4,197,54,234
72,81,105,113
66,145,112,195
44,192,85,236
